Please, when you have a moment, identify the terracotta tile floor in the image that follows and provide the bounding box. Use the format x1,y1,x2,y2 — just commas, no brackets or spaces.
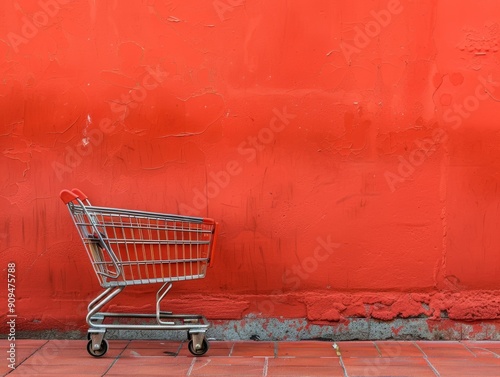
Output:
2,339,500,376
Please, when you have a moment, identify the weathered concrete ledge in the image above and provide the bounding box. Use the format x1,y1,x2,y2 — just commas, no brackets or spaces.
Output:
13,317,500,341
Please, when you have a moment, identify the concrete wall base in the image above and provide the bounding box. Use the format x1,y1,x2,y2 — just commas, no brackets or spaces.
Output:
14,317,500,341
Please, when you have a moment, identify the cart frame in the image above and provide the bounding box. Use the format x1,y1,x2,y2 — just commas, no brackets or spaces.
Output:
60,189,218,357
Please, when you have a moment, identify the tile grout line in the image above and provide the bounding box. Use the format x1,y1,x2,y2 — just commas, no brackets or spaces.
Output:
186,358,197,376
460,341,478,358
274,341,278,358
338,355,349,377
462,343,500,358
5,339,50,375
372,341,383,357
413,342,440,377
424,359,441,377
229,342,235,357
101,339,131,376
262,357,268,377
413,342,428,358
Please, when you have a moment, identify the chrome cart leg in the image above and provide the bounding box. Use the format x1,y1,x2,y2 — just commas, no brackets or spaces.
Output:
87,314,104,333
156,282,175,325
86,286,124,327
155,282,210,354
84,286,123,357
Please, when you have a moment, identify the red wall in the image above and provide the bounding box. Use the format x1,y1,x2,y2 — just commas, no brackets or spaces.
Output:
2,0,500,337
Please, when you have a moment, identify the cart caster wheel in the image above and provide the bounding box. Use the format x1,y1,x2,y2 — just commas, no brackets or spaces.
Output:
188,338,209,356
87,339,108,357
187,331,192,340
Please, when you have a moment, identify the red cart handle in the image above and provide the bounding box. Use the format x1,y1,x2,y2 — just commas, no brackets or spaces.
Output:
60,189,79,204
59,188,90,204
72,188,88,202
60,188,120,278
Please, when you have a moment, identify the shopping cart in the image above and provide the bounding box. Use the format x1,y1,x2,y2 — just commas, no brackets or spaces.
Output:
60,188,218,357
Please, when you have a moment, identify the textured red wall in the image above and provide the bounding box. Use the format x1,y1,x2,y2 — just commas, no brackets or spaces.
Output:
1,0,500,337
